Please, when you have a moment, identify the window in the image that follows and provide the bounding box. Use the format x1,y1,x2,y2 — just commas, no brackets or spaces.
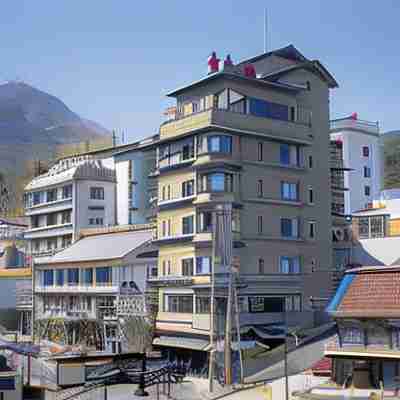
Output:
196,256,211,275
67,268,79,286
56,270,64,286
89,218,94,225
365,186,371,196
95,217,104,225
161,186,166,201
162,260,166,276
196,297,210,314
308,186,314,204
43,270,54,286
61,210,71,224
83,268,93,286
200,173,233,193
161,221,166,237
229,89,246,113
33,191,42,205
258,258,265,274
46,238,57,251
281,182,298,201
207,135,232,153
248,98,289,121
62,235,72,248
309,221,316,239
182,144,194,160
62,185,72,199
362,146,370,157
182,258,194,276
280,144,300,166
182,180,194,197
167,185,171,200
258,142,263,161
290,106,296,122
32,215,39,228
198,211,213,232
164,295,193,313
46,213,57,226
280,256,301,274
182,215,194,235
248,295,300,313
90,187,104,200
343,327,363,344
364,166,371,178
281,218,299,238
46,189,57,203
258,215,263,235
33,239,40,253
96,267,112,286
308,155,313,169
257,180,263,198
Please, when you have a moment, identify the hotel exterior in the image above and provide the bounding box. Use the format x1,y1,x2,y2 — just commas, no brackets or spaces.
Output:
150,45,338,351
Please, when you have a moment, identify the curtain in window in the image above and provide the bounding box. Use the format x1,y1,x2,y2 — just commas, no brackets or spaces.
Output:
43,269,54,286
83,268,93,285
96,267,111,286
67,268,79,285
56,270,64,286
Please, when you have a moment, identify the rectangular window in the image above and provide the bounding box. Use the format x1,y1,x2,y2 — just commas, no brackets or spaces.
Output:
258,215,263,235
309,221,316,239
258,142,263,161
249,297,285,313
281,218,299,238
95,217,104,225
308,186,314,204
46,238,57,251
165,295,193,313
258,258,265,274
61,210,71,224
83,268,93,286
182,215,194,235
67,268,79,286
32,215,39,228
182,258,194,276
90,187,104,200
196,256,211,275
308,155,313,169
196,297,210,314
207,135,232,153
280,144,300,166
89,218,94,225
96,267,112,286
56,270,64,286
365,186,371,196
280,256,300,274
62,185,72,199
249,98,289,121
33,191,42,205
199,211,213,232
257,179,263,198
62,235,72,248
362,146,370,157
46,189,57,203
281,182,298,201
43,269,54,286
182,180,194,197
290,106,296,122
46,213,57,226
364,166,371,178
200,173,234,193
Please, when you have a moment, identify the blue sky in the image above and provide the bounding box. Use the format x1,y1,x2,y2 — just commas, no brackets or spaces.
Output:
0,0,399,141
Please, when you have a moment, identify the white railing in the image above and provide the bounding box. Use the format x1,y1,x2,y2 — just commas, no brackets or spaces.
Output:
35,285,119,293
330,117,379,134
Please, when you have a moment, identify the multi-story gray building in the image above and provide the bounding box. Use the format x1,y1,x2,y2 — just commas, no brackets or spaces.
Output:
150,44,338,352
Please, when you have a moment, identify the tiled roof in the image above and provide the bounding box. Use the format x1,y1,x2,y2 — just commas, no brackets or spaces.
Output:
332,268,400,317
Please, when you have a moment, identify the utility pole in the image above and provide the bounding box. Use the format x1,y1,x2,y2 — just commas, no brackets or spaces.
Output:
224,261,233,385
284,310,289,400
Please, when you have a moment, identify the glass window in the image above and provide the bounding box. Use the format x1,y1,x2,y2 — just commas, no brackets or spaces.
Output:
371,216,385,238
46,189,57,202
280,256,301,274
362,146,370,157
62,235,72,248
90,187,104,200
364,166,371,178
258,142,263,161
249,98,289,121
249,297,286,313
309,156,313,169
47,213,57,226
43,269,54,286
258,258,265,274
182,215,194,235
280,144,290,165
196,256,211,275
280,144,300,166
281,218,298,238
199,211,213,232
210,173,225,191
182,180,194,197
61,210,71,224
308,187,314,204
216,89,228,110
182,258,194,276
207,135,232,153
257,180,263,197
33,192,41,205
196,297,210,314
258,215,263,234
281,182,298,201
309,221,316,239
83,268,93,286
55,270,64,286
96,267,112,286
165,295,193,313
358,217,370,239
365,186,371,196
67,268,79,286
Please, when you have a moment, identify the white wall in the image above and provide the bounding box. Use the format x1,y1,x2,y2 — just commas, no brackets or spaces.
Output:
331,130,381,213
75,179,116,233
115,160,130,225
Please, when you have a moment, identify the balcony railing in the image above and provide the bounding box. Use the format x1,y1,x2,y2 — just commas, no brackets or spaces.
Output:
330,117,380,134
35,285,119,293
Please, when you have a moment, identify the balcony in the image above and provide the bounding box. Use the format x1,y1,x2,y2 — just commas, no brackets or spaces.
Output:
25,198,73,215
147,276,194,287
158,195,196,210
193,192,240,206
35,285,119,294
160,108,312,144
24,223,73,239
330,117,380,135
39,310,97,320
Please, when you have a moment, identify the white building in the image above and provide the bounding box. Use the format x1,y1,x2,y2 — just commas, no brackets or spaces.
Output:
330,114,382,213
24,157,116,262
34,227,157,352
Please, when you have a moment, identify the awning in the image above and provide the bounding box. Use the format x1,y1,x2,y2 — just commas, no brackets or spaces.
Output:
0,339,40,356
153,336,211,351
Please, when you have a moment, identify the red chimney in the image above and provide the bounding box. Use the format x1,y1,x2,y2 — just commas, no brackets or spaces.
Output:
244,63,256,78
350,112,358,120
208,51,220,74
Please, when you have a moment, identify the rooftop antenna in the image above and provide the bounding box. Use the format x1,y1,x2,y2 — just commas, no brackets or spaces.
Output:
264,8,269,53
